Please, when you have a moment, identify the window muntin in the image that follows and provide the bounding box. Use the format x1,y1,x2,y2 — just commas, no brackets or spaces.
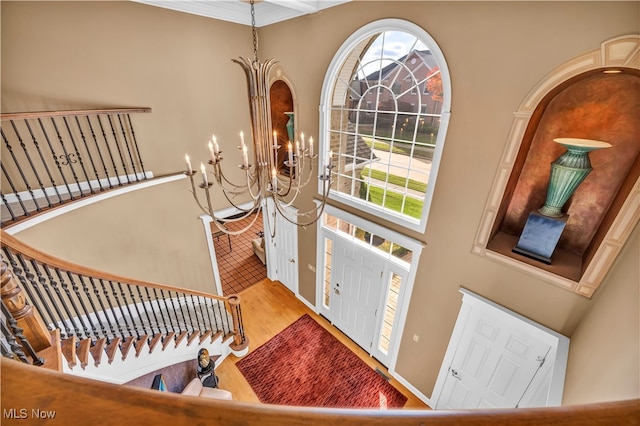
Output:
322,212,412,267
321,20,450,233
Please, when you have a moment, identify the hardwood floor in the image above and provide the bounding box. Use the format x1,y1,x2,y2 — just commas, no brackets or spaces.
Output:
215,278,429,409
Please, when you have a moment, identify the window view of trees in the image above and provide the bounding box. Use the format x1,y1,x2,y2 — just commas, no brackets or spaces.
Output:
328,30,444,224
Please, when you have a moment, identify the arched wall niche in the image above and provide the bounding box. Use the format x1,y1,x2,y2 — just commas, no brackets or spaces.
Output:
473,35,640,298
269,67,297,173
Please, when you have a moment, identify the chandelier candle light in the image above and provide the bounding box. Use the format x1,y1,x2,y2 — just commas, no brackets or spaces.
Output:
184,0,332,237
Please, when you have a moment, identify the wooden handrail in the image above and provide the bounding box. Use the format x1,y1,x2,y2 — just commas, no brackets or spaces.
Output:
0,107,152,121
1,106,153,226
0,229,228,302
1,358,638,425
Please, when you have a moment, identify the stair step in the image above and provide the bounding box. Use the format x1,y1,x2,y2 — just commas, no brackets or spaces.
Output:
77,338,92,369
174,331,188,348
134,335,149,358
148,334,162,353
162,332,175,351
61,335,77,368
89,338,107,367
39,329,63,372
212,330,223,343
106,337,122,364
223,332,235,344
199,330,213,345
187,330,200,346
120,336,135,361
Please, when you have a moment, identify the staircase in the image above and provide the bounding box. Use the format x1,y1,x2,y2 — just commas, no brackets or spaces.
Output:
0,229,248,383
0,107,248,382
57,296,242,383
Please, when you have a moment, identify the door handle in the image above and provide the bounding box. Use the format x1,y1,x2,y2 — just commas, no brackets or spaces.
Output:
289,258,295,263
334,288,340,295
450,369,461,380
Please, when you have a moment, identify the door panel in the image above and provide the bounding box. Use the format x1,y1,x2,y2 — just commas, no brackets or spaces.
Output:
264,199,298,293
437,308,551,409
331,239,383,351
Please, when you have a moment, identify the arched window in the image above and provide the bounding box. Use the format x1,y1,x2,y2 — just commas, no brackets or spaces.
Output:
320,19,451,232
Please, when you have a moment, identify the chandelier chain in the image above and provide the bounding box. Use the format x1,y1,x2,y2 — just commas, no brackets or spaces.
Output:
250,0,258,63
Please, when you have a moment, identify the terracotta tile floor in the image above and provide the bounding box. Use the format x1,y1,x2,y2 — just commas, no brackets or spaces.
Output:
212,211,267,295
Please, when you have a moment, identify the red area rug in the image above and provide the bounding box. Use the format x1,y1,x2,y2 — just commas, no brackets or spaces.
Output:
236,314,407,408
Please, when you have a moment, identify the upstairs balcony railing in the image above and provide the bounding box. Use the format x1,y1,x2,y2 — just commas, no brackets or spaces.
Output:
1,108,151,227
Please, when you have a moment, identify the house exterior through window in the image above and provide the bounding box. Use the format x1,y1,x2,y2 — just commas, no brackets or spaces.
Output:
320,19,451,233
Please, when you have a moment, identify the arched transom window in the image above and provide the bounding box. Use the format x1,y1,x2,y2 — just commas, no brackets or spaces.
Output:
320,19,451,232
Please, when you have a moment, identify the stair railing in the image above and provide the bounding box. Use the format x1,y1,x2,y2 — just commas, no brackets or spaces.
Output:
1,108,151,227
0,230,248,366
0,298,43,366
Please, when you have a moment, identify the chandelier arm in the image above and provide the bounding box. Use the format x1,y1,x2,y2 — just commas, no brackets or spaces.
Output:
244,169,263,201
218,185,257,198
190,189,215,217
210,204,262,236
213,173,260,200
219,184,262,213
211,160,245,189
275,186,302,209
271,176,332,227
186,172,216,216
276,166,296,198
262,196,276,239
216,202,262,226
218,171,252,189
295,157,317,188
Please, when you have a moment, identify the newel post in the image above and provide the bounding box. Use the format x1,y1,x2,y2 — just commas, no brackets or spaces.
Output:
1,261,51,352
227,295,249,352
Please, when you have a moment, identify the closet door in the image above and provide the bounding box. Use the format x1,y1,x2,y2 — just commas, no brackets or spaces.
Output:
264,198,298,294
432,289,569,409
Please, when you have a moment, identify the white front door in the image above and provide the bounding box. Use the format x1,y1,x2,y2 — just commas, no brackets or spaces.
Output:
331,239,384,351
264,199,298,294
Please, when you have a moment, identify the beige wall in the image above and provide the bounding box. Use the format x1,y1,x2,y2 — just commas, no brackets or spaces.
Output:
11,179,222,295
2,1,638,405
1,1,255,181
563,223,640,404
1,1,260,293
262,1,639,402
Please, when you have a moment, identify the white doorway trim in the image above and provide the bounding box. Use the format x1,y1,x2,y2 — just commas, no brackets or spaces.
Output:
199,201,262,296
199,214,223,296
315,203,424,370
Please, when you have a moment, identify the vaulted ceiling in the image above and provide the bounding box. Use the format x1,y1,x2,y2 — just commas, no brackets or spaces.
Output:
132,0,352,27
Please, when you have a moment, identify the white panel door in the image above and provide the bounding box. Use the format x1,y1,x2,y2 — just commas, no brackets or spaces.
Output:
274,206,298,294
264,199,298,294
436,307,551,409
331,239,384,351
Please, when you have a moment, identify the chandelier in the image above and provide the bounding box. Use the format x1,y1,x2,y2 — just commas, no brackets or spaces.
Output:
184,0,333,237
